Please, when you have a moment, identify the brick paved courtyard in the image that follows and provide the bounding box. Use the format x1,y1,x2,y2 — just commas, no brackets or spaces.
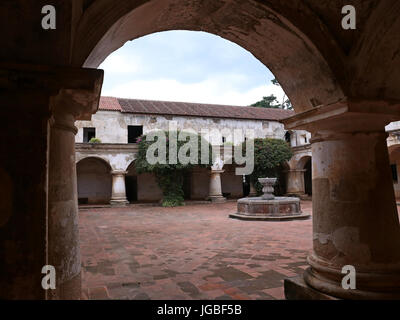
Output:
80,201,313,300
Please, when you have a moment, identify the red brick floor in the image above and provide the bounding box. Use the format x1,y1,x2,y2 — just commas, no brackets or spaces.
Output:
80,201,314,300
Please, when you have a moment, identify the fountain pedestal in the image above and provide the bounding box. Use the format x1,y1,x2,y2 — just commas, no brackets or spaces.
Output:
230,178,310,221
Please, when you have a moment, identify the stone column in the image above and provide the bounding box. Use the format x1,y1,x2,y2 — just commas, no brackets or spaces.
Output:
286,169,306,196
48,82,102,300
48,99,81,300
110,170,129,206
283,101,400,299
208,170,226,203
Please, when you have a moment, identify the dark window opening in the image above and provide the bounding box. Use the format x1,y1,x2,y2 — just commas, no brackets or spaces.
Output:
128,125,143,143
222,136,226,143
285,131,291,143
83,128,96,143
391,164,398,182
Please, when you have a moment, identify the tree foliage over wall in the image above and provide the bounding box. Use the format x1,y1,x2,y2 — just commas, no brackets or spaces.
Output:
135,131,213,207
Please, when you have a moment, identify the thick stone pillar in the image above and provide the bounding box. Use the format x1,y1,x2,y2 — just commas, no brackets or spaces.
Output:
208,170,226,203
283,100,400,299
0,90,51,300
110,171,129,206
286,169,306,196
0,63,103,300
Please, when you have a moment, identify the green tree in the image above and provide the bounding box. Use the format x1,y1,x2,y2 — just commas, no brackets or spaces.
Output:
250,94,280,108
135,131,213,207
272,78,293,110
242,138,292,195
251,79,293,110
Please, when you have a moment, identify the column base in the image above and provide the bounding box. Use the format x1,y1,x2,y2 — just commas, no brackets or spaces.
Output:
207,196,227,203
284,274,338,300
286,267,400,300
110,199,129,207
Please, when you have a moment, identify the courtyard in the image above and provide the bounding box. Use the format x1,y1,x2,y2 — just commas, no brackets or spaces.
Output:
80,200,313,300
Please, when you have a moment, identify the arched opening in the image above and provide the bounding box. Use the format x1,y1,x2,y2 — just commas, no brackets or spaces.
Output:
221,164,244,199
126,160,163,203
304,158,312,196
5,0,400,301
297,156,312,196
77,157,112,204
73,0,345,114
389,146,400,200
68,1,398,301
125,161,138,203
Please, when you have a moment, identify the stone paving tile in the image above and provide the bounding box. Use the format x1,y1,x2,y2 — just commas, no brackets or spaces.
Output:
79,201,315,300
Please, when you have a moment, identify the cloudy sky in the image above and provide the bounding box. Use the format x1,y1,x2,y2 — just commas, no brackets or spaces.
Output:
100,30,285,106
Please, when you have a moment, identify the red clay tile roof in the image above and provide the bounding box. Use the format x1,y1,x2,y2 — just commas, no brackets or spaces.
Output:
99,97,294,121
99,96,122,111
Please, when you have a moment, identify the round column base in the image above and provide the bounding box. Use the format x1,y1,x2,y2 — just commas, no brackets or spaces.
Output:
304,261,400,300
110,199,129,207
207,196,227,203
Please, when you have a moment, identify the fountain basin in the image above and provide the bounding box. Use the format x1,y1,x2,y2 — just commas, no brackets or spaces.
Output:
229,196,310,221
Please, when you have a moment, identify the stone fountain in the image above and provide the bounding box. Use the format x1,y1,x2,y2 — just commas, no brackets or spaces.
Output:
230,177,310,221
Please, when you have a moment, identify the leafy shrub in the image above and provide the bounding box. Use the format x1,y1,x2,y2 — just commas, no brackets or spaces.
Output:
135,131,213,207
89,137,101,143
241,138,292,195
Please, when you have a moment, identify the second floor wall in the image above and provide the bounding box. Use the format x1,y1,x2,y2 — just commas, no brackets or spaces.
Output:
75,110,291,145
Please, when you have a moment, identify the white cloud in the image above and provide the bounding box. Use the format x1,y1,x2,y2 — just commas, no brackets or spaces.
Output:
100,53,142,74
102,77,286,106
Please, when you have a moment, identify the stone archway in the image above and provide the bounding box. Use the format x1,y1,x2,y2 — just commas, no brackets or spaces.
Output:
68,1,400,299
126,160,163,203
72,0,346,114
296,155,312,196
125,161,139,203
76,157,112,204
3,0,400,300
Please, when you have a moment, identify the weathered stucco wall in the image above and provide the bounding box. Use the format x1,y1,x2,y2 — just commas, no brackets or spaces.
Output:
75,110,287,144
191,167,210,200
221,165,244,198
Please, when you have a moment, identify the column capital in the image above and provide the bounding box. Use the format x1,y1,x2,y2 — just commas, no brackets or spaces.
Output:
111,170,128,176
0,62,103,121
210,169,225,174
282,99,400,133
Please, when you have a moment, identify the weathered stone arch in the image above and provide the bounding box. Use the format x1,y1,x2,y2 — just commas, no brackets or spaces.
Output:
76,157,113,204
125,159,137,173
72,0,346,113
281,161,290,171
76,155,112,170
296,155,312,170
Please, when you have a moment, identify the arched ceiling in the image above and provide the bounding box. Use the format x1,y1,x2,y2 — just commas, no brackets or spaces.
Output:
71,0,400,113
